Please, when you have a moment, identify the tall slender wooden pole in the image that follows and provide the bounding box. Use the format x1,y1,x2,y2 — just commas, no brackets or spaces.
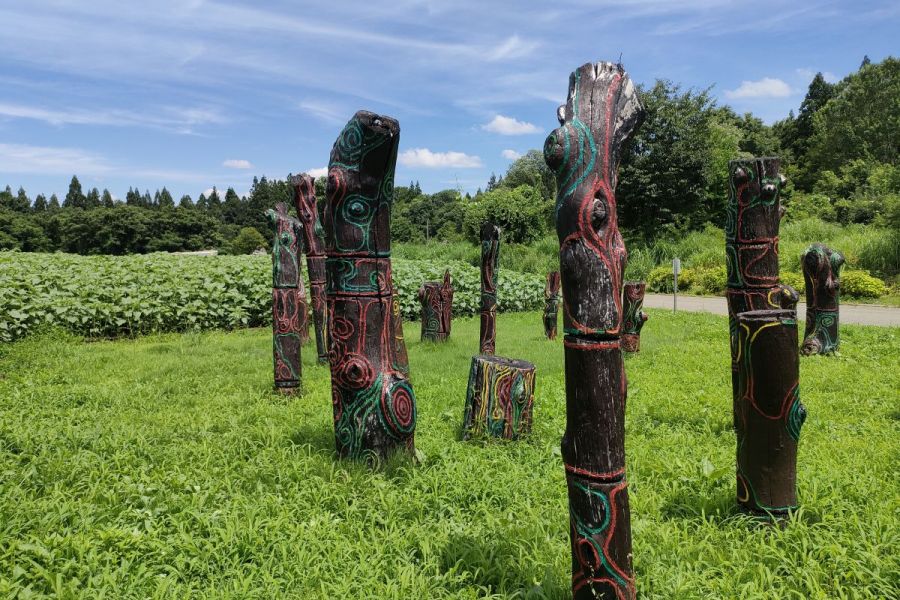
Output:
544,61,644,600
543,271,561,340
290,173,329,363
266,202,304,393
479,223,500,355
323,111,416,461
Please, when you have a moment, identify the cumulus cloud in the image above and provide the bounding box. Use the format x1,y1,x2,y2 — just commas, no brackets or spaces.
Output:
482,115,541,135
223,159,253,169
501,149,522,160
725,77,793,99
306,167,328,178
398,148,482,168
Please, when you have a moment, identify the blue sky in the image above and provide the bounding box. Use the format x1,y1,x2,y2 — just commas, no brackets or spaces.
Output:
0,0,897,200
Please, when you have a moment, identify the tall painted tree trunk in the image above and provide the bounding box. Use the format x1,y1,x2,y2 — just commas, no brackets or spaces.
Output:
801,243,844,355
735,310,805,514
725,157,805,518
323,111,416,461
418,269,453,342
544,61,644,600
543,271,561,340
621,281,648,352
266,202,304,393
291,173,329,363
479,223,500,355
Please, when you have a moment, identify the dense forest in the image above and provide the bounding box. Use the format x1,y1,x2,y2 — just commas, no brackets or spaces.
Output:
1,57,897,257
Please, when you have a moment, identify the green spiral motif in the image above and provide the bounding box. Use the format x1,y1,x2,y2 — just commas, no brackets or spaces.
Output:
786,388,806,442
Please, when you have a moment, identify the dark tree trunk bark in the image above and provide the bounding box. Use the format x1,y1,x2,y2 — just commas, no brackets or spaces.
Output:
291,173,329,363
621,281,648,352
735,310,805,515
801,243,844,355
544,61,644,600
479,223,500,355
461,355,535,439
323,111,416,461
543,271,561,340
418,269,453,342
266,202,304,393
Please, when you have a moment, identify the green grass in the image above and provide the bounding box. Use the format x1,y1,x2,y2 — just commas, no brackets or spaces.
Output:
1,312,897,598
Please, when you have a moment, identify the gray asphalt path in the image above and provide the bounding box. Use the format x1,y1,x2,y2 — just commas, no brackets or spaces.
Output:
643,293,900,327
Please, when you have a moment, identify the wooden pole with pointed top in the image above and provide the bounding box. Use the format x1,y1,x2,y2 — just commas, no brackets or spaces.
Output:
291,173,328,363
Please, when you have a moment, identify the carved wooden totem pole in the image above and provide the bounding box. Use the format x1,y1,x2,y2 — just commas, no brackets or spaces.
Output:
725,158,806,517
323,111,416,460
621,281,649,352
291,173,329,363
418,270,454,342
543,271,561,340
391,284,410,377
800,243,844,355
462,222,536,440
543,61,644,600
266,202,304,394
479,223,500,355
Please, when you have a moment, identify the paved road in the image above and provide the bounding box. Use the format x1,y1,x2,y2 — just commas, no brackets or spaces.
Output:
643,294,900,327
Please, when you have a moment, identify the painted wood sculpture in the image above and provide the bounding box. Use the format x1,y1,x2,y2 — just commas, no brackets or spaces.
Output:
291,173,329,363
725,157,798,387
621,281,649,352
462,355,535,439
391,284,410,377
418,270,453,342
543,61,644,600
266,202,304,393
479,223,500,355
801,243,844,355
543,271,561,340
323,110,417,460
735,310,805,514
463,222,536,440
725,157,805,518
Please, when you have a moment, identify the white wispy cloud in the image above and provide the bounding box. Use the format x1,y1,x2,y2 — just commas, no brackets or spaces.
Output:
725,77,793,99
298,100,348,125
482,115,541,135
501,149,521,160
306,167,328,178
399,148,482,168
0,101,227,133
223,159,253,169
0,143,111,175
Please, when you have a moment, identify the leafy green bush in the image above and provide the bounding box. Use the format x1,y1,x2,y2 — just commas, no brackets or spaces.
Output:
648,265,693,293
690,266,727,295
0,252,544,342
840,270,887,299
779,271,806,295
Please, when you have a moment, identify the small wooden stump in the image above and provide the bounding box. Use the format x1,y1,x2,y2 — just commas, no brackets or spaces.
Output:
801,243,844,355
622,281,648,352
735,309,805,516
418,270,453,342
462,355,535,440
543,271,561,339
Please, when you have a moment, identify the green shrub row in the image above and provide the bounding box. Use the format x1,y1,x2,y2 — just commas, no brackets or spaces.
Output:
0,252,544,342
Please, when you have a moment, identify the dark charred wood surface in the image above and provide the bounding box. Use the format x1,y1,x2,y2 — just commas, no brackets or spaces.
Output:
323,111,416,461
621,281,648,352
479,223,500,355
543,271,561,340
801,243,844,355
735,310,805,515
291,173,329,363
544,61,644,600
418,270,453,342
266,202,304,392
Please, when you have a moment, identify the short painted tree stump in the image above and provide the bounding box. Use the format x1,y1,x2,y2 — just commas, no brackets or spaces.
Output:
462,355,535,439
622,281,648,352
801,243,844,355
418,270,453,342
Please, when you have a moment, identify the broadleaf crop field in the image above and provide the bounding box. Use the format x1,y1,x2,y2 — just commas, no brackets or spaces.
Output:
1,311,897,598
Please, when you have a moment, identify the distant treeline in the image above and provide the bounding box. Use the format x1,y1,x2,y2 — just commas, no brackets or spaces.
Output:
2,56,897,255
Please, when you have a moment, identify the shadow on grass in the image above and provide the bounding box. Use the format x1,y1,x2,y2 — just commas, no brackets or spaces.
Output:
439,532,568,599
660,489,739,523
288,422,337,455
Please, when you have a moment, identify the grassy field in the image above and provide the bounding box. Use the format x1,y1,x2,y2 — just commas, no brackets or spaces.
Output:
0,311,897,598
